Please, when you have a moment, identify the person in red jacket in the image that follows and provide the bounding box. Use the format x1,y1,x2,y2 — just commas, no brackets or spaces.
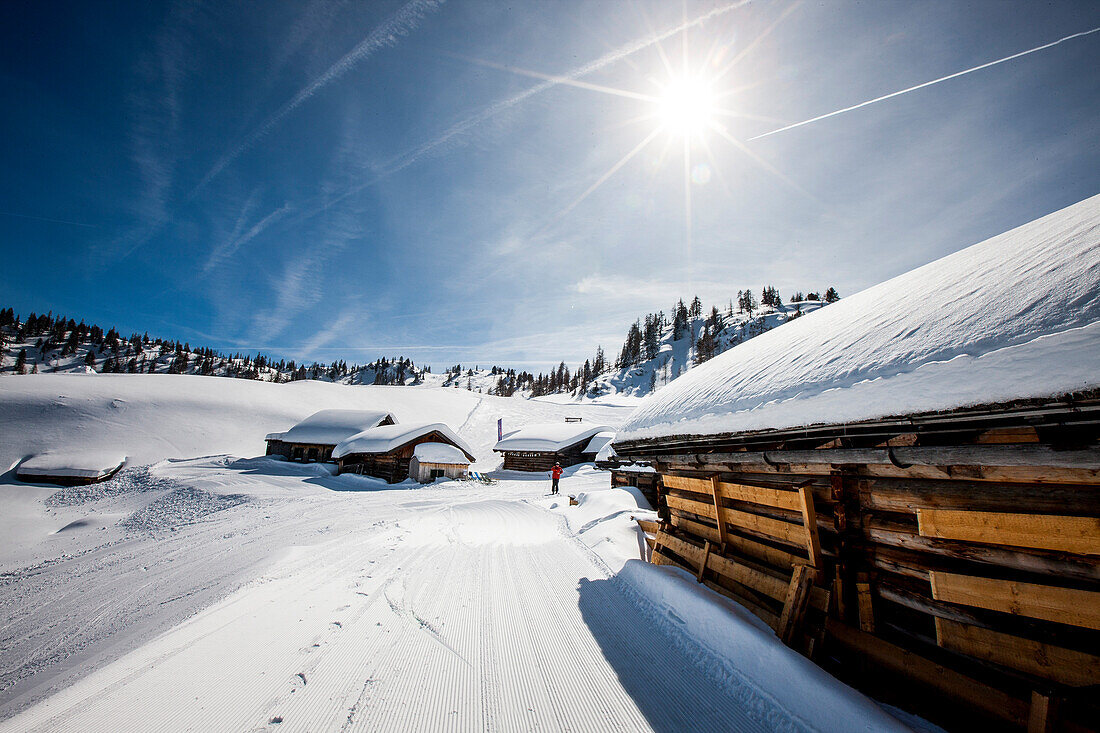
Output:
550,462,563,495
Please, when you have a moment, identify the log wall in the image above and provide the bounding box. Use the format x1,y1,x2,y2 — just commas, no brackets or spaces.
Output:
499,443,587,472
617,402,1100,731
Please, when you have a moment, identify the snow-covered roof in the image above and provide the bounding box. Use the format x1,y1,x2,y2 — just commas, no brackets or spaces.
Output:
332,422,475,461
269,409,396,446
493,423,614,453
619,194,1100,442
413,442,470,465
582,431,615,455
594,441,618,463
17,451,126,480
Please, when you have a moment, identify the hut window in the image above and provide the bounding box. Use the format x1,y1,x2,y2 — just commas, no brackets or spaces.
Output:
292,447,303,461
430,469,445,480
307,447,318,462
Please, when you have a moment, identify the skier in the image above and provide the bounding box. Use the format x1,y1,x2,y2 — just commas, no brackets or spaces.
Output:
550,462,563,495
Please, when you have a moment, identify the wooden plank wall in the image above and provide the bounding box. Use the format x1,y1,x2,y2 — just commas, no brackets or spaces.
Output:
641,440,1100,731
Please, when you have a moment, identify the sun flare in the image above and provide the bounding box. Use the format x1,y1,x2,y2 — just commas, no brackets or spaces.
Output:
656,75,717,138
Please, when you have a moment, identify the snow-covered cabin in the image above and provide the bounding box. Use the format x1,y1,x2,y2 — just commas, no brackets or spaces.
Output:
17,451,126,486
332,422,475,483
613,195,1100,731
580,431,615,462
265,409,396,463
493,422,614,471
408,442,470,483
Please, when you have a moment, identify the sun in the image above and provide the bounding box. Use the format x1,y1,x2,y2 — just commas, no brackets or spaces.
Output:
656,75,717,138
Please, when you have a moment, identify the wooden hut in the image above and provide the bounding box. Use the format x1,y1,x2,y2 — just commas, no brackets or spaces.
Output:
493,422,613,471
265,409,396,463
332,422,475,483
17,451,126,486
594,437,662,509
409,442,470,483
613,196,1100,731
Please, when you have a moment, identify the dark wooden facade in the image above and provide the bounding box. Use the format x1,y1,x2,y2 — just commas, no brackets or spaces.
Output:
337,430,470,483
615,396,1100,732
266,440,335,462
610,468,662,511
499,441,589,472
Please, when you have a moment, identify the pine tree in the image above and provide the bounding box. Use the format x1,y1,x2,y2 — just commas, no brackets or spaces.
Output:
15,348,26,374
824,286,840,303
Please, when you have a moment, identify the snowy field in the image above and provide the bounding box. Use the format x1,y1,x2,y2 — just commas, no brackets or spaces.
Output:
1,375,916,731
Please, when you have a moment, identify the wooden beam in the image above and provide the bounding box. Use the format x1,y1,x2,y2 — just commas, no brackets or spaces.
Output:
664,473,805,511
709,476,728,547
777,564,818,646
665,494,809,549
798,486,823,569
1027,690,1060,733
917,509,1100,556
929,571,1100,631
935,617,1100,687
825,619,1030,726
671,514,802,571
856,576,875,633
697,540,712,582
634,518,660,534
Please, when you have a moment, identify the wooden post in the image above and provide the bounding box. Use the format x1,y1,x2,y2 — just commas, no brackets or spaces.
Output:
710,475,728,548
778,564,819,646
856,573,875,633
797,485,823,569
1027,690,1060,733
697,540,712,582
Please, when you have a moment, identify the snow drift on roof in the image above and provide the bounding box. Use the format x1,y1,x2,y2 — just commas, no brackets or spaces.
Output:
333,422,475,461
582,431,615,455
413,442,470,465
274,409,395,445
18,451,126,480
594,441,618,463
619,194,1100,442
493,423,614,453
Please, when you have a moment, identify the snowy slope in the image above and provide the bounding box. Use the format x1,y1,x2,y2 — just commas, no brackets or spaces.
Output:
620,193,1100,441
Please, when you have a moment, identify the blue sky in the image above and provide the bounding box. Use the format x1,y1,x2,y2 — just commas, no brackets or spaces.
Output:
2,0,1098,372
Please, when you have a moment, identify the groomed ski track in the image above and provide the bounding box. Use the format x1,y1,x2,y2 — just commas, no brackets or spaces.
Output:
4,492,768,732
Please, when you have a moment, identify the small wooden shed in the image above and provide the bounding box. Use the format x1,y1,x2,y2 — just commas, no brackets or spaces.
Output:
265,409,396,463
409,442,470,483
493,422,614,472
17,451,126,486
333,422,475,483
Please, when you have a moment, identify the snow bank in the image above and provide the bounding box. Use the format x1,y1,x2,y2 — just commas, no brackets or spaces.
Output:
412,442,469,464
620,194,1100,441
582,431,615,455
265,409,395,445
332,422,475,460
17,451,126,480
594,440,617,463
494,422,613,452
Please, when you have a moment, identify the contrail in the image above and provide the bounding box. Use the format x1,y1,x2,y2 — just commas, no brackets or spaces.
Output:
750,26,1100,141
0,210,98,228
194,0,444,192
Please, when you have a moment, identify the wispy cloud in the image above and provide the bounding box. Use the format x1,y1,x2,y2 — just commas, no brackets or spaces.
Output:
204,198,292,272
194,0,445,192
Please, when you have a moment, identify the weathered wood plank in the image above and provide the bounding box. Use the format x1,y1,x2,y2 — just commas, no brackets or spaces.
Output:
1027,690,1059,733
856,576,875,633
917,509,1100,555
657,530,789,603
665,494,809,548
634,519,659,534
825,619,1030,726
709,476,728,547
671,514,802,571
777,564,817,645
664,473,802,510
798,486,823,569
935,617,1100,687
929,572,1100,631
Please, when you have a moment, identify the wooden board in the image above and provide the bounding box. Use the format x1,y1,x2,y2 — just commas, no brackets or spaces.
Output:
664,474,804,511
929,571,1100,631
916,509,1100,555
665,494,809,548
825,619,1030,726
935,617,1100,687
670,514,802,571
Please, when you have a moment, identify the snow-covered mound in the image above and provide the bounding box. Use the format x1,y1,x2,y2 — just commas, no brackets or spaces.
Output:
494,422,613,452
332,422,475,460
16,451,126,481
264,408,395,444
620,194,1100,441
